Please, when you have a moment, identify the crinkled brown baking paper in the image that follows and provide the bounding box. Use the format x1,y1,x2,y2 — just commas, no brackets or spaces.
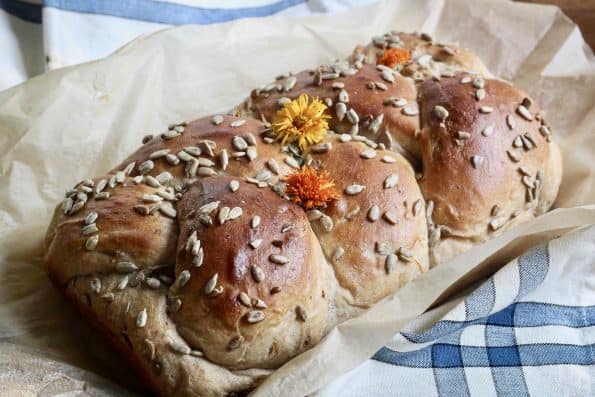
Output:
0,0,593,396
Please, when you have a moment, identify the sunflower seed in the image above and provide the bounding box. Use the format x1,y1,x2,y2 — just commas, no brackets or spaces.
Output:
489,217,506,231
81,223,98,235
516,105,533,121
473,89,486,101
239,292,252,307
385,254,398,274
434,105,449,121
251,265,265,283
269,254,288,265
284,156,300,169
360,149,377,159
381,70,395,83
231,119,246,128
335,102,347,121
162,130,179,139
457,131,471,140
115,276,128,291
320,215,333,232
479,106,494,114
283,76,297,91
204,273,218,295
232,136,248,151
169,341,190,355
384,174,399,189
84,211,98,225
228,335,243,351
264,159,280,175
62,197,73,214
482,124,495,137
142,194,162,204
253,298,267,309
246,310,265,323
539,125,551,138
322,72,339,80
199,201,220,214
365,204,380,222
470,155,485,169
159,203,177,218
85,235,99,250
507,150,521,162
144,175,161,188
137,160,154,175
345,184,365,195
228,207,243,220
383,211,398,225
145,277,161,289
192,249,204,267
136,308,148,328
397,247,414,262
332,82,345,89
412,199,423,216
115,261,137,273
218,206,230,224
402,106,419,116
165,154,180,165
338,89,349,103
311,142,331,154
460,76,472,84
295,305,307,322
90,278,101,294
149,149,170,160
374,81,388,91
523,133,536,150
346,109,359,125
382,156,397,164
369,113,384,133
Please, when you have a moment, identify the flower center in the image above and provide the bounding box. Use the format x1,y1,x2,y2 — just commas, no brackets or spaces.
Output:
293,115,309,130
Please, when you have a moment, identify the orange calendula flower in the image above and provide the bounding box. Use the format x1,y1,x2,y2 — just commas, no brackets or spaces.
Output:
377,48,410,68
283,166,340,210
272,94,330,151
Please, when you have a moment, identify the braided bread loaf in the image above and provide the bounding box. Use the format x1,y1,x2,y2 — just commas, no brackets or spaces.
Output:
44,32,561,396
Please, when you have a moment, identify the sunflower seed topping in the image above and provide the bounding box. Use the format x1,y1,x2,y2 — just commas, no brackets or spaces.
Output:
295,305,307,322
228,207,243,220
385,254,398,274
382,155,396,163
475,89,486,101
84,211,98,225
336,102,347,121
251,265,265,283
539,125,551,138
402,106,419,116
517,105,533,121
228,335,243,351
479,106,494,114
149,149,170,160
204,273,218,295
85,235,99,250
159,203,177,218
229,180,240,192
413,199,423,216
384,174,399,189
507,150,522,162
232,136,248,151
136,308,148,328
457,131,471,140
246,310,266,323
338,89,349,103
381,70,395,83
199,201,220,214
231,119,246,128
367,204,381,222
249,239,263,249
481,124,495,137
434,105,449,120
383,211,398,225
346,108,359,124
115,261,137,273
146,277,161,289
311,142,331,153
239,292,252,307
460,76,472,84
360,149,377,159
489,217,506,231
81,223,98,235
169,341,190,355
397,247,414,262
345,184,365,195
218,206,230,224
470,155,485,169
284,156,300,169
269,254,288,265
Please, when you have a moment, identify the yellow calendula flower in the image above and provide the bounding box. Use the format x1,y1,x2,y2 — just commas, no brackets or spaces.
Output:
272,94,330,151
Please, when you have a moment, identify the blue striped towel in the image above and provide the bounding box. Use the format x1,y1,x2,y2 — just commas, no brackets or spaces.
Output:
318,225,595,396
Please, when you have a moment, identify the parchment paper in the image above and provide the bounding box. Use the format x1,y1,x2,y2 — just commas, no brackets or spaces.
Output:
0,0,594,396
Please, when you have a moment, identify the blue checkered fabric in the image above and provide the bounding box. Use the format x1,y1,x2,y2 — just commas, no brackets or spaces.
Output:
318,227,595,396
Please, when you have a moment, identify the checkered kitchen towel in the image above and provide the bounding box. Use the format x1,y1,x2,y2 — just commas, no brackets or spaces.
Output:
318,225,595,396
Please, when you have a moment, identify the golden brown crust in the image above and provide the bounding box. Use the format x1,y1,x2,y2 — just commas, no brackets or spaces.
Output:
173,177,328,370
43,31,563,397
306,139,428,309
243,64,421,157
418,74,562,265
